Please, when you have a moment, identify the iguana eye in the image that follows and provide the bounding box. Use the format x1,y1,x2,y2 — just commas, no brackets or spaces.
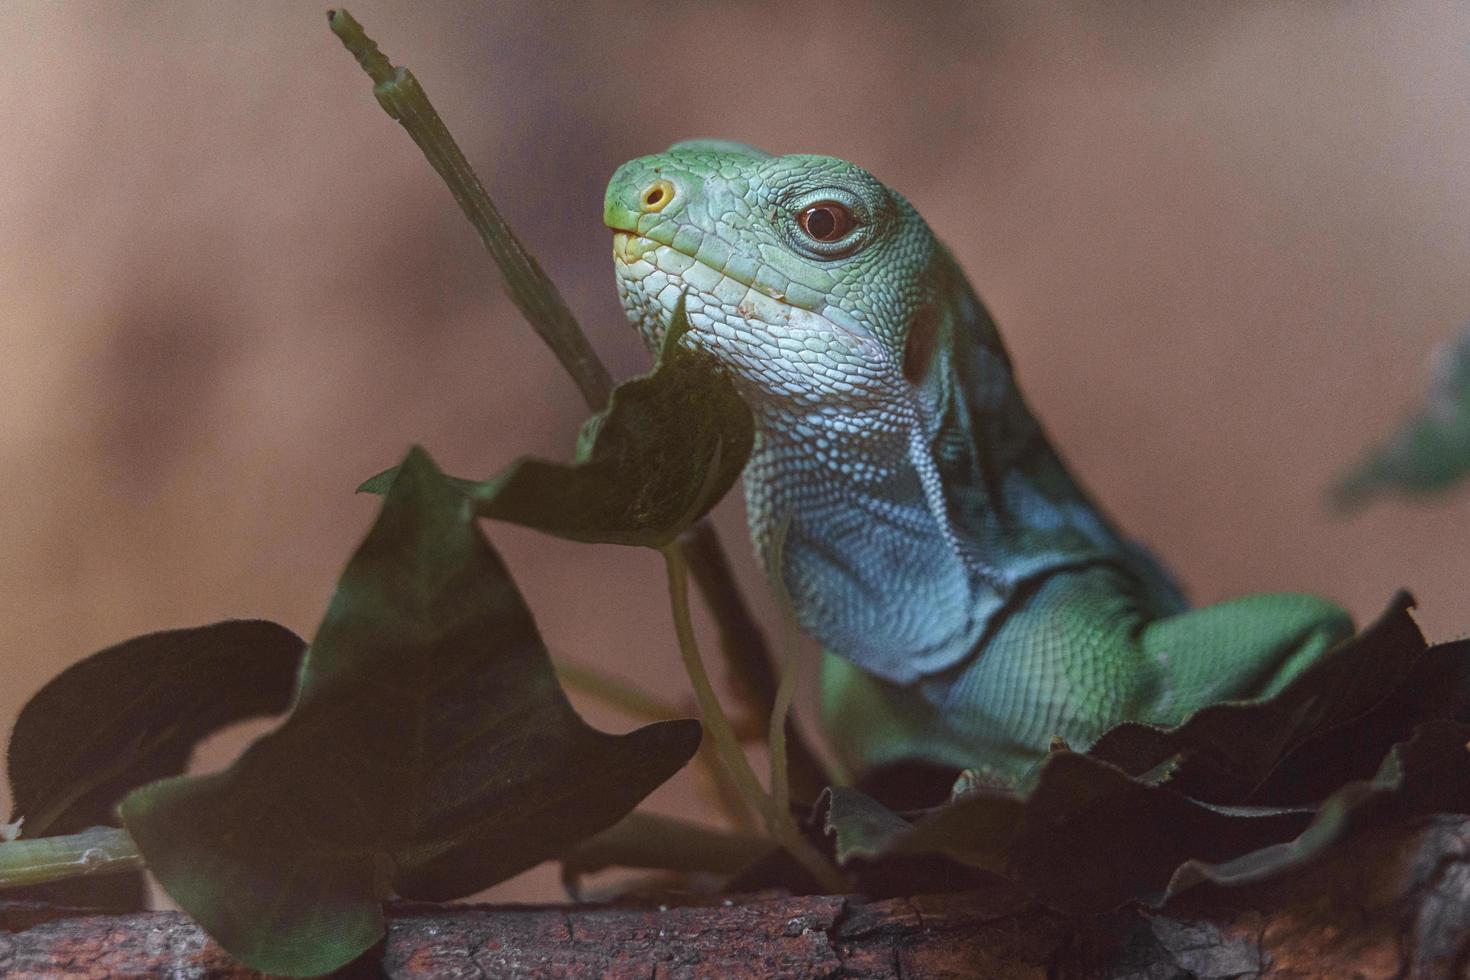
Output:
785,189,872,259
798,202,856,243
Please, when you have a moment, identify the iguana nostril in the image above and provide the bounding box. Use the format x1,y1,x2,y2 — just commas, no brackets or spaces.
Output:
640,179,675,212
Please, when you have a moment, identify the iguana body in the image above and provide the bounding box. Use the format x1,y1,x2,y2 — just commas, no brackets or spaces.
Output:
605,142,1352,783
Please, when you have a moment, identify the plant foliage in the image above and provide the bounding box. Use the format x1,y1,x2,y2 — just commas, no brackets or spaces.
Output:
116,449,699,974
821,598,1470,913
359,302,753,548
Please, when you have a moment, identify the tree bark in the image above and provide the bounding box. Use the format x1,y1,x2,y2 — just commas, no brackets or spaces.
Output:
1,815,1466,979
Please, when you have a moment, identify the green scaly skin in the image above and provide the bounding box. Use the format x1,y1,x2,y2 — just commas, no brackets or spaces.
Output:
605,141,1353,785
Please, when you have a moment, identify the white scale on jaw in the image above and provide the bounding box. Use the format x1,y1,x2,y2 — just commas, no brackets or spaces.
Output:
614,237,1011,597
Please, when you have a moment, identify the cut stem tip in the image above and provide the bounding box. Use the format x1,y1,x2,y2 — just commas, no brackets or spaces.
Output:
327,8,395,86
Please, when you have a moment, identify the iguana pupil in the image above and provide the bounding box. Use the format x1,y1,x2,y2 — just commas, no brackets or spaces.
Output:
799,202,851,242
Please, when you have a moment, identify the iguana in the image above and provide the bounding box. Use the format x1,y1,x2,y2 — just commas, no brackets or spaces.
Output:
604,141,1352,784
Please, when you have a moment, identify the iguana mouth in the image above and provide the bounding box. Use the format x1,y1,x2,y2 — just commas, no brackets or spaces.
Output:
609,227,895,418
609,231,825,317
610,234,886,393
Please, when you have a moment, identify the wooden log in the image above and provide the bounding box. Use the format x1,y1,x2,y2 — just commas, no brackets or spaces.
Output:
0,815,1466,979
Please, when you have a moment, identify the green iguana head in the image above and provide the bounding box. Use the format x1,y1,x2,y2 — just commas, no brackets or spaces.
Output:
605,141,995,687
604,140,946,409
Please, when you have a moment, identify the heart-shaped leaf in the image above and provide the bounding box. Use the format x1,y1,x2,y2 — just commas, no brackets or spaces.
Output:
359,301,754,548
824,756,1311,914
1247,638,1470,804
5,620,304,910
121,448,701,976
8,620,305,837
1166,719,1470,898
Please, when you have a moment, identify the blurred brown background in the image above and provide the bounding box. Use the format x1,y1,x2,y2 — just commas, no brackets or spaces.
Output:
2,2,1468,903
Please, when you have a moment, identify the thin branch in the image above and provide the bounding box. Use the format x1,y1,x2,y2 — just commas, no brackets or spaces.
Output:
328,9,828,801
766,515,802,820
328,8,612,411
0,826,142,889
681,523,830,801
661,546,846,894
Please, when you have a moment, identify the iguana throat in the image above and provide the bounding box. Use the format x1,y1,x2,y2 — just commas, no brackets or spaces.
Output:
606,142,1183,686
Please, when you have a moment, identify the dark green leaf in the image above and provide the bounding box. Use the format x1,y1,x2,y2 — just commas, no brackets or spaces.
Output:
1085,593,1430,803
8,620,304,838
5,620,304,911
120,447,701,976
1166,720,1470,898
1249,638,1470,805
359,301,754,547
821,624,1470,915
987,755,1310,912
822,786,930,866
823,758,1310,915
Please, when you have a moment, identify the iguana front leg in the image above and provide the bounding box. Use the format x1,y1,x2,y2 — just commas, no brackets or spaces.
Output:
604,141,1353,782
821,567,1352,781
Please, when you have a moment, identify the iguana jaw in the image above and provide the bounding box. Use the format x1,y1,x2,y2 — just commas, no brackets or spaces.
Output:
611,231,817,313
609,228,866,349
611,231,895,411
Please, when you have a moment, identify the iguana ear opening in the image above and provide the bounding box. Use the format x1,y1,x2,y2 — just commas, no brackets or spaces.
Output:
903,304,940,385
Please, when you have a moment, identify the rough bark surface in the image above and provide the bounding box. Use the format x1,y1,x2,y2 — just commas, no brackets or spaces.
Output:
0,816,1466,979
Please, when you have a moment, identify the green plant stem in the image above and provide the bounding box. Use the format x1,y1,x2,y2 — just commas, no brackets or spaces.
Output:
328,8,612,411
769,656,798,819
661,546,847,894
766,516,801,820
680,522,829,800
661,546,776,821
0,826,143,889
552,658,686,722
553,657,757,830
692,740,760,831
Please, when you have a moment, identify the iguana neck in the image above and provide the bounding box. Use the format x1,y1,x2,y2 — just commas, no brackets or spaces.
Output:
745,249,1183,685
